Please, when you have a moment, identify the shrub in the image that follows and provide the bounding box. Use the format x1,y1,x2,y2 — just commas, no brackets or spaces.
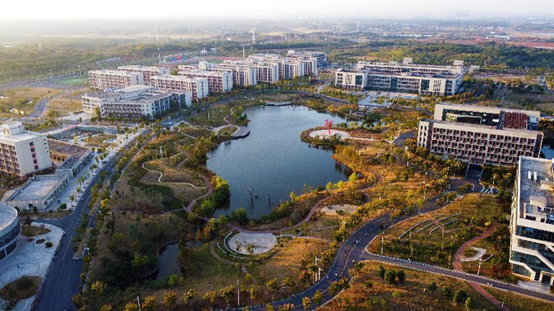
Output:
45,242,53,248
453,289,468,304
465,297,475,310
59,203,67,210
384,270,397,284
378,266,386,279
441,286,452,298
397,270,405,282
427,282,437,292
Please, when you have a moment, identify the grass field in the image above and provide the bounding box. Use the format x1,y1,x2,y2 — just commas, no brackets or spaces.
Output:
0,87,61,118
321,261,545,311
45,88,90,117
56,77,88,86
0,276,42,303
368,193,500,268
249,238,328,285
84,134,117,148
21,225,51,237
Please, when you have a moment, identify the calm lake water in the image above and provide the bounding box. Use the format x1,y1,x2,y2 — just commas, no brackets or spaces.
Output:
207,105,351,219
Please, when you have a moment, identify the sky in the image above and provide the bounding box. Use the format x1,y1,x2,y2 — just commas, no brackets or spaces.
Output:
1,0,553,20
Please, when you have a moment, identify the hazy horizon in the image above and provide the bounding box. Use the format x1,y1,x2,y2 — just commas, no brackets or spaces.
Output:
2,0,554,20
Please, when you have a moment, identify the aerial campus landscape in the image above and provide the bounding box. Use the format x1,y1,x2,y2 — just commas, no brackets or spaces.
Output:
2,1,554,311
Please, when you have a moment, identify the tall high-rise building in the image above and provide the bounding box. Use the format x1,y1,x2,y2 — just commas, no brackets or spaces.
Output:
88,70,144,90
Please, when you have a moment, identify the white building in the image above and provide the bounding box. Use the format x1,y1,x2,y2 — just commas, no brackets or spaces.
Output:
177,68,233,93
287,50,327,69
150,75,209,99
117,65,170,85
335,57,465,96
88,70,144,91
510,156,554,285
82,85,191,119
5,174,69,211
0,122,52,176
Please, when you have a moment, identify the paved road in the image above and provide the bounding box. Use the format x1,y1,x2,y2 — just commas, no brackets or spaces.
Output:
242,199,554,310
34,132,150,311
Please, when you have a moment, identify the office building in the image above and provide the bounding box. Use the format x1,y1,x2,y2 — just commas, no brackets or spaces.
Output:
510,156,554,285
88,70,144,91
177,68,233,93
417,104,543,166
334,57,465,96
82,85,191,119
0,122,52,176
117,65,170,85
150,75,209,99
334,69,367,90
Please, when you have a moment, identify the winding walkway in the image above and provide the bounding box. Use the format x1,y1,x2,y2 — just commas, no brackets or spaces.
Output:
141,161,206,189
453,223,508,310
184,175,213,213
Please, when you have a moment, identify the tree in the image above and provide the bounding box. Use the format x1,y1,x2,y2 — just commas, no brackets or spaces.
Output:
465,297,475,310
397,270,405,282
141,296,156,311
220,285,236,305
453,289,468,304
281,276,296,294
427,282,437,292
203,291,218,304
100,305,113,311
289,191,297,203
313,290,323,306
349,172,358,183
163,291,178,309
266,278,280,300
385,270,397,284
123,302,138,311
302,297,312,310
442,286,452,298
91,281,106,293
279,304,294,311
365,281,373,290
183,289,196,307
265,303,275,311
378,265,386,279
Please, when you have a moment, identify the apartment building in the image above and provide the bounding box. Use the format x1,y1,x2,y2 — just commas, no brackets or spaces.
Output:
177,67,233,93
88,70,144,91
82,85,191,119
510,156,554,285
150,75,209,99
200,62,257,87
334,57,465,96
287,50,327,68
117,65,170,84
0,122,52,176
248,53,318,79
417,104,543,166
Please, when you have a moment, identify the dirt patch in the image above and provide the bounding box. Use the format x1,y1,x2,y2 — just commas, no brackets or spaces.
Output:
228,232,277,255
320,204,359,216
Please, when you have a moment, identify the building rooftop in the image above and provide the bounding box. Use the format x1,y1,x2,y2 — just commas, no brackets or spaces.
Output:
435,103,541,119
423,118,542,137
48,139,91,170
118,65,164,71
0,122,44,143
89,70,134,76
518,157,554,223
7,174,68,202
0,204,18,233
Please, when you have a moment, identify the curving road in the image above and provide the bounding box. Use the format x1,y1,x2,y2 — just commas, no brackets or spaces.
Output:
242,204,554,310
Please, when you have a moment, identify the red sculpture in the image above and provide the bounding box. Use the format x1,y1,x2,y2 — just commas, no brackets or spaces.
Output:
324,119,333,134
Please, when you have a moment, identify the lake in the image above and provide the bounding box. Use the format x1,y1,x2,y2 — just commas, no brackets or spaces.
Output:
207,105,351,219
